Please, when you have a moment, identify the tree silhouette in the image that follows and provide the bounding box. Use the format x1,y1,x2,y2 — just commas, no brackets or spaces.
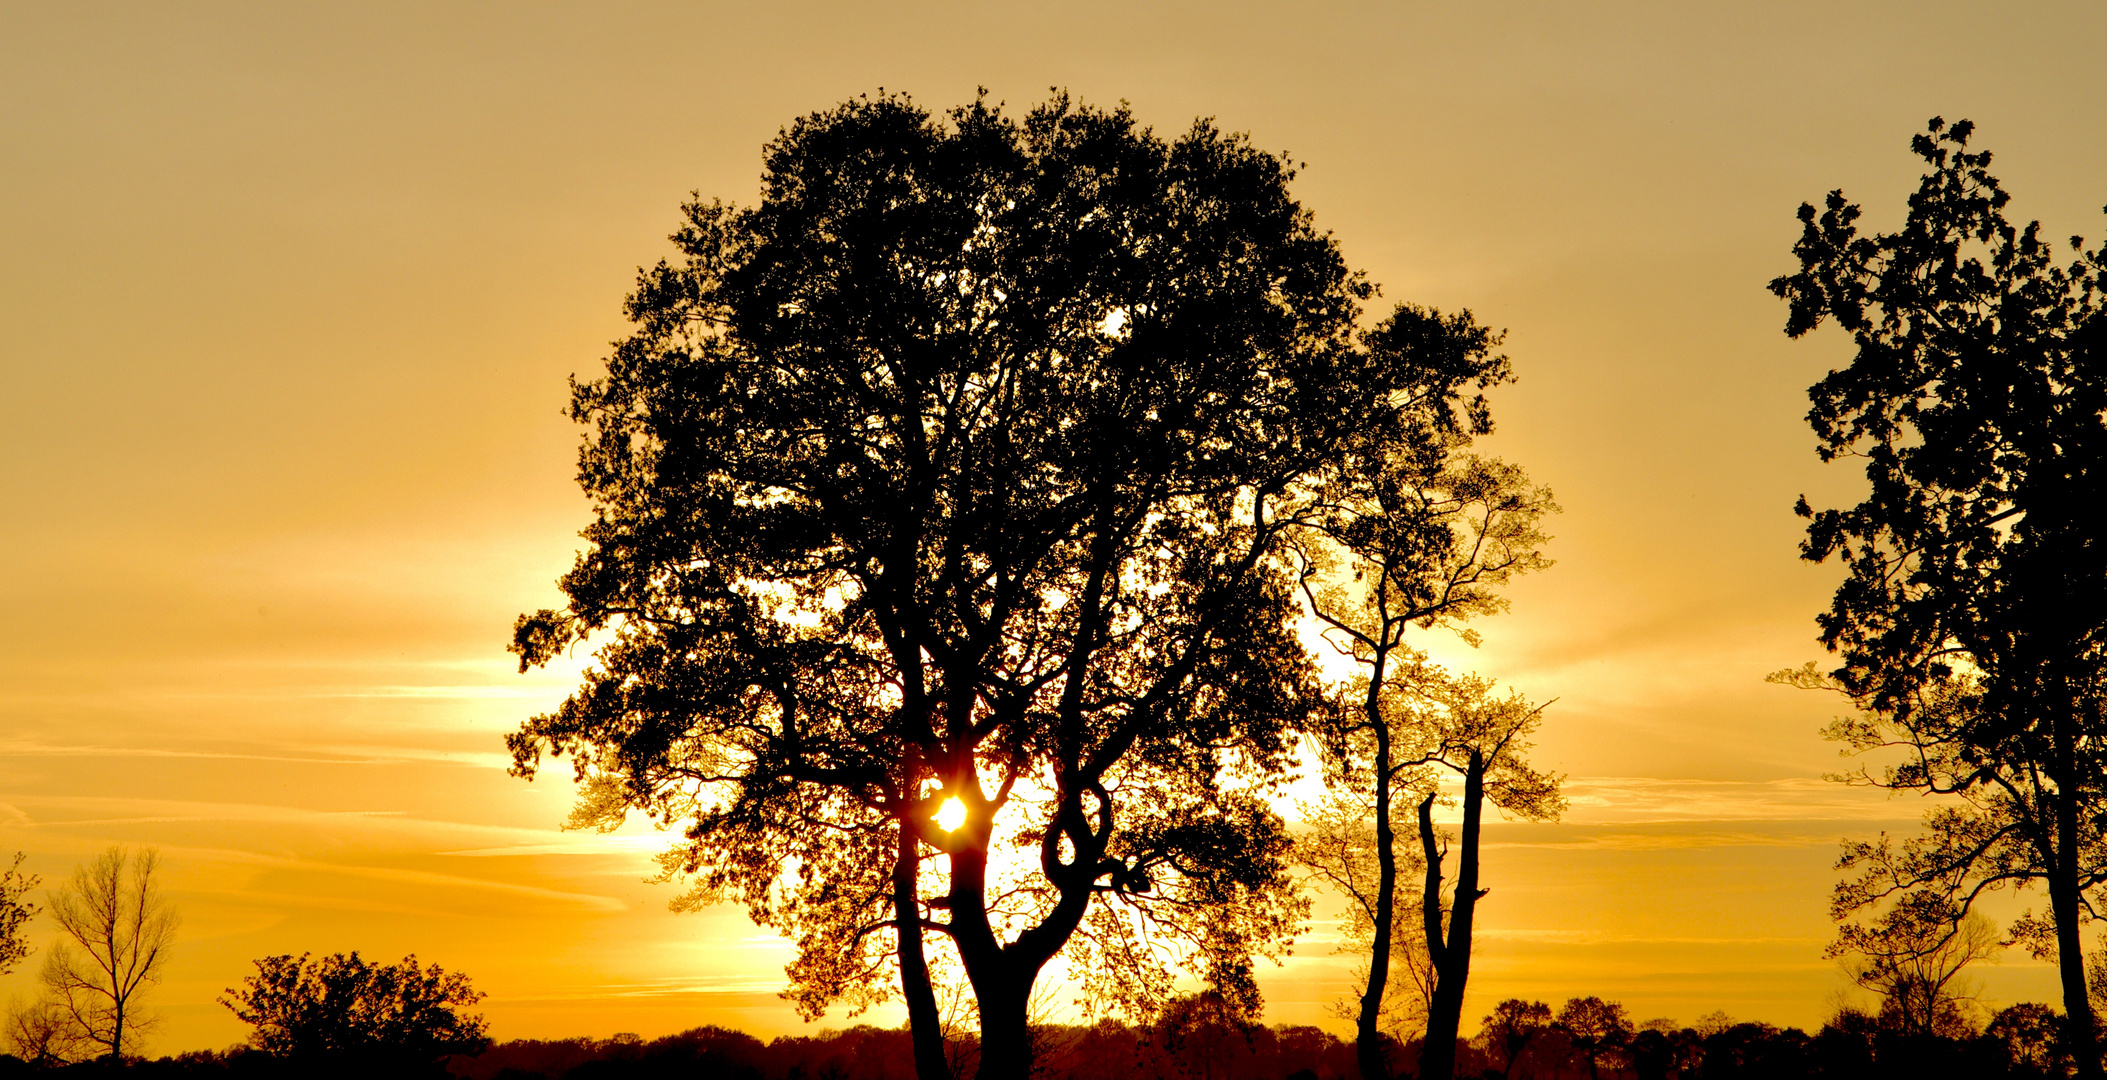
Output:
1830,896,1996,1039
507,92,1507,1079
1287,381,1555,1080
1771,116,2107,1077
40,846,177,1061
1297,663,1561,1080
1556,996,1632,1080
4,998,89,1065
1293,768,1437,1049
1985,1003,2067,1078
222,951,490,1076
1478,998,1552,1080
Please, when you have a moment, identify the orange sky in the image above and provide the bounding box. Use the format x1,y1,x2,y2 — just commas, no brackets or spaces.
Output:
4,0,2105,1056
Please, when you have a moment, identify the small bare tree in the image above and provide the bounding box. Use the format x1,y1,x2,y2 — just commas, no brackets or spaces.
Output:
4,998,91,1064
1831,894,1997,1038
41,846,178,1061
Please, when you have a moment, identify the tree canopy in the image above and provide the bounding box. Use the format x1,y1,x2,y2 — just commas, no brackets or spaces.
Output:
221,952,489,1075
507,91,1510,1078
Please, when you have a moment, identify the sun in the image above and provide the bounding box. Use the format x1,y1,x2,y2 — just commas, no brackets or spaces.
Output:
935,797,967,832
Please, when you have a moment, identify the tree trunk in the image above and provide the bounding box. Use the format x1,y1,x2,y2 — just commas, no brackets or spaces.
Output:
896,824,952,1080
1358,711,1396,1080
1417,751,1485,1080
972,976,1033,1080
2052,723,2102,1080
1416,795,1448,1080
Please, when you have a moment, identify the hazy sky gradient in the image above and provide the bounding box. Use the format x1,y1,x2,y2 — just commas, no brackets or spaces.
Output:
5,0,2104,1054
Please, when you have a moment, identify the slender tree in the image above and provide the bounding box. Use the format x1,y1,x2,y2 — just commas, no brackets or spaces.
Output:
508,92,1508,1078
1293,789,1435,1041
1289,387,1556,1080
41,846,178,1061
1771,116,2107,1076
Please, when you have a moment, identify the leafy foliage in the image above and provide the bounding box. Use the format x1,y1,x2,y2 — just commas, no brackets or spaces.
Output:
1477,998,1553,1080
0,852,36,978
221,951,489,1072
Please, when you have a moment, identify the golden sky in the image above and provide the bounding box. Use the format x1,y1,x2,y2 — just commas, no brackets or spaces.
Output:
4,0,2105,1056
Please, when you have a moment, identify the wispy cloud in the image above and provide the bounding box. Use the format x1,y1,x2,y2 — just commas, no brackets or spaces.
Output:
439,835,673,857
1481,827,1851,852
1473,928,1826,946
1554,775,1918,824
0,734,511,770
177,850,633,915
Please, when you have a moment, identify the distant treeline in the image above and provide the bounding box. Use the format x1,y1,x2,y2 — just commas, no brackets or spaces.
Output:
0,1001,2077,1079
433,1008,2074,1080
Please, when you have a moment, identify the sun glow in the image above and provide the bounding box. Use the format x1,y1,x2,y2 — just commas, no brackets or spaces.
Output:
935,796,967,832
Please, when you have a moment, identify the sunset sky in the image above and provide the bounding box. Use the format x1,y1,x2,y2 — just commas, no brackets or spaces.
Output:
5,0,2106,1056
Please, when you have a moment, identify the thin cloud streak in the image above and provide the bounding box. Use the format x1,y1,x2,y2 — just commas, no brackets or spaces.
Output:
1556,775,1919,824
0,735,514,770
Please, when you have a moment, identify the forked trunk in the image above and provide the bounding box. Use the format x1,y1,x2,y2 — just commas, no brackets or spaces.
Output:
948,808,1086,1080
1417,751,1486,1080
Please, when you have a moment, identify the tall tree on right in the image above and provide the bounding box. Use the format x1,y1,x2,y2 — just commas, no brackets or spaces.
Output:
1771,117,2107,1076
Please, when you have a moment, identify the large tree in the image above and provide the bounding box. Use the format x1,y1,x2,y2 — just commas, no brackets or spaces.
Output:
508,93,1508,1078
1771,117,2107,1074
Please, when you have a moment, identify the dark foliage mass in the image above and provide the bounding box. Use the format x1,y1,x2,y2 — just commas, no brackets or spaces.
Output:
0,997,2088,1079
218,952,488,1076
